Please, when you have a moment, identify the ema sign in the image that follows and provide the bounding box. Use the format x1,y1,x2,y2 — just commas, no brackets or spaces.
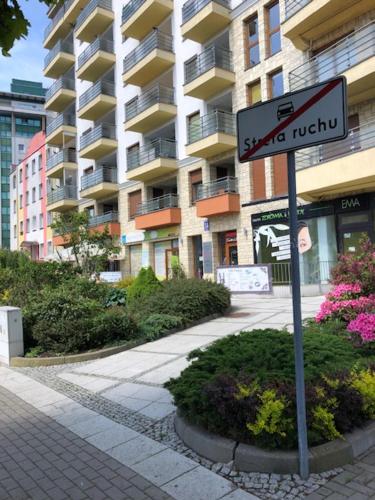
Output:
237,76,347,162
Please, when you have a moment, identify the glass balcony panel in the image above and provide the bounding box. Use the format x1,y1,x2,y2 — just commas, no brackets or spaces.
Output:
187,110,235,144
125,85,174,121
196,176,238,200
80,124,116,150
79,80,115,109
47,185,77,205
76,0,112,29
47,149,77,171
123,30,173,74
137,193,179,215
182,0,229,24
81,166,117,191
127,139,176,170
184,46,232,84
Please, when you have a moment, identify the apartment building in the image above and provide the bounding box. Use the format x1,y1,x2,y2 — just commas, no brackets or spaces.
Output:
10,132,57,260
43,0,375,281
0,80,46,249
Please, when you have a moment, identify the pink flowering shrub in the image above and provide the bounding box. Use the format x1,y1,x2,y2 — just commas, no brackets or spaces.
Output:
326,283,362,300
348,314,375,343
316,295,375,323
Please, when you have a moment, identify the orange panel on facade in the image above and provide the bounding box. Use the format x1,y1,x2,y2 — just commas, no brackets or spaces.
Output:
135,208,181,230
53,222,121,247
196,193,240,218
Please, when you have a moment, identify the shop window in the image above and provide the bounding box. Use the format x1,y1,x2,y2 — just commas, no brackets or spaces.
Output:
189,168,202,204
266,1,281,57
252,159,266,200
268,68,284,98
128,190,142,220
272,154,288,196
244,14,260,68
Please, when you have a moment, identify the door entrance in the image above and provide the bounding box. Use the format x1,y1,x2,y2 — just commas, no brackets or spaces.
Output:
192,235,203,278
338,212,370,254
166,248,179,279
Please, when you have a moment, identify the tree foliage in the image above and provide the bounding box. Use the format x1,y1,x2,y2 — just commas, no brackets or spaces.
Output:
51,211,120,277
0,1,58,56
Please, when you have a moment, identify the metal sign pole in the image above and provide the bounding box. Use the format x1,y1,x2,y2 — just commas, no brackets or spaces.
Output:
287,150,309,479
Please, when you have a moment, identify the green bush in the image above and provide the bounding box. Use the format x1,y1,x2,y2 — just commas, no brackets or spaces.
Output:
127,267,161,306
104,287,127,307
166,329,372,450
139,313,184,341
130,278,230,323
117,276,135,289
91,307,139,345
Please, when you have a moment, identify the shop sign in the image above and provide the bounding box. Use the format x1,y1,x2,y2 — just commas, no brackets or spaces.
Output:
144,226,179,241
217,264,272,293
121,231,145,244
335,193,370,213
237,77,347,161
202,241,213,274
252,202,334,227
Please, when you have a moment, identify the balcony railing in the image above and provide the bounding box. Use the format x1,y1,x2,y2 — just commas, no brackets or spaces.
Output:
182,0,229,24
45,77,75,101
196,176,238,200
289,22,375,90
79,80,115,109
185,46,232,84
284,0,311,20
46,114,76,136
127,139,176,170
123,29,173,73
76,0,112,30
137,193,179,215
88,211,119,227
125,85,174,121
80,124,116,150
47,185,77,205
44,0,74,39
81,166,117,191
44,40,74,69
77,37,114,69
47,149,77,171
295,120,375,170
188,110,235,144
122,0,147,23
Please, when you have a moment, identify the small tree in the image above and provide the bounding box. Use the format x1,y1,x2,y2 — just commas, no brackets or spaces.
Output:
51,212,120,277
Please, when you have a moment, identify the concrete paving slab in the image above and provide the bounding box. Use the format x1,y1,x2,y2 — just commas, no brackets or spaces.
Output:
139,402,176,420
58,372,118,392
131,448,198,486
54,406,98,427
221,489,260,499
108,435,167,466
85,424,138,451
162,466,235,500
133,334,223,354
136,357,191,385
67,414,117,438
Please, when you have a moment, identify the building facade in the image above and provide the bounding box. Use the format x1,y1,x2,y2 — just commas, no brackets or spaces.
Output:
0,80,46,249
43,0,375,281
10,132,56,260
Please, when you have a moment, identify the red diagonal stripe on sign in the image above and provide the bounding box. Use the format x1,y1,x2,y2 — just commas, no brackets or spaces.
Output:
239,78,341,162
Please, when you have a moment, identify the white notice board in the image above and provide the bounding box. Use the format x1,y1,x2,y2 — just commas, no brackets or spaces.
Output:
217,265,272,293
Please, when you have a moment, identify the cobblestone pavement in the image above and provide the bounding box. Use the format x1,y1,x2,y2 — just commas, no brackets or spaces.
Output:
0,386,172,500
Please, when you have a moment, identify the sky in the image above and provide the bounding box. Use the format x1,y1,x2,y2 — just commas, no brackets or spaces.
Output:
0,0,50,92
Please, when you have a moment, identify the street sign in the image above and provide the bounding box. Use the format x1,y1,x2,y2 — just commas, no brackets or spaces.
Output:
237,76,347,162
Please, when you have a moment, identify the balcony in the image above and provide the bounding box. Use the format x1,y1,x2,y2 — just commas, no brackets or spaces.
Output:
289,22,375,105
195,177,240,217
46,114,76,146
78,81,116,120
79,124,117,159
283,0,374,49
124,85,176,133
44,4,68,49
77,38,115,82
186,110,236,159
45,78,76,112
135,194,181,230
80,166,118,200
296,120,375,201
88,211,120,236
121,0,173,40
44,40,74,79
123,30,174,87
46,149,77,178
181,0,231,44
184,47,234,100
127,139,177,181
47,185,78,212
75,0,114,43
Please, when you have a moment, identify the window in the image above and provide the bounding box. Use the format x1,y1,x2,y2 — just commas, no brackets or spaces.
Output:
13,200,16,214
12,175,16,189
32,216,36,231
266,1,281,57
25,164,29,178
20,221,23,234
187,112,201,143
19,194,23,207
18,144,24,152
39,183,43,199
32,159,36,175
48,241,52,254
244,15,260,68
26,218,30,233
26,191,29,206
38,154,42,170
39,214,43,229
19,168,22,183
247,80,261,106
47,212,53,226
13,225,16,238
127,143,140,169
32,187,36,203
268,69,284,98
128,190,142,220
272,154,288,196
189,169,202,204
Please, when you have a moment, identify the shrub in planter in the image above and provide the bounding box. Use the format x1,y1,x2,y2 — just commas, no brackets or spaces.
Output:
127,267,161,305
91,307,139,346
139,314,185,341
166,329,373,450
131,278,230,322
